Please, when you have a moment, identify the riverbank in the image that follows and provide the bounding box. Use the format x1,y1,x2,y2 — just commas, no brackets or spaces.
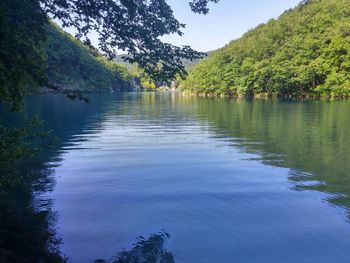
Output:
179,89,350,100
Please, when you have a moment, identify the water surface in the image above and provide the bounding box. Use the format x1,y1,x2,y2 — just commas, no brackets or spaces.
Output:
22,93,350,262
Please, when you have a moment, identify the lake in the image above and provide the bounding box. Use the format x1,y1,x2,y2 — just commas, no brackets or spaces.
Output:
4,93,350,262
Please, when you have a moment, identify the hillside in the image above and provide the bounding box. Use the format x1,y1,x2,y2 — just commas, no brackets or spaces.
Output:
182,0,350,97
44,24,137,92
115,52,212,70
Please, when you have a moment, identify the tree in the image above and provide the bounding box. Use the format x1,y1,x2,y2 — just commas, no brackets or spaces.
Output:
0,0,220,108
0,0,48,109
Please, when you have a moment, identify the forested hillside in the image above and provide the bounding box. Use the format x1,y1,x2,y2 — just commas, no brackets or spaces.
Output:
115,53,210,70
44,24,137,93
183,0,350,97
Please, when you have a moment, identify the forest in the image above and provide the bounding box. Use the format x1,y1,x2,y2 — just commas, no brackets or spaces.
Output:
182,0,350,97
45,23,137,93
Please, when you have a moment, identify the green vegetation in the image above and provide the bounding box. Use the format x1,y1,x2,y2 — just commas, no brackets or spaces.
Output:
116,53,207,91
128,65,157,91
183,0,350,98
1,0,218,109
45,23,136,93
116,53,209,70
0,0,47,110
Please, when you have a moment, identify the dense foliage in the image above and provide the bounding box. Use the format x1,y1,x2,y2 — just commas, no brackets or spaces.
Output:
41,0,219,80
0,0,47,109
183,0,350,97
45,23,135,93
0,0,220,109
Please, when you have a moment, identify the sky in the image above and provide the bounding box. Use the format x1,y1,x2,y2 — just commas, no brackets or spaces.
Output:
61,0,301,53
163,0,301,52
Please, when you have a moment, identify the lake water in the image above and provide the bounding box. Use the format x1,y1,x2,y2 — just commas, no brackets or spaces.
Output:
12,93,350,262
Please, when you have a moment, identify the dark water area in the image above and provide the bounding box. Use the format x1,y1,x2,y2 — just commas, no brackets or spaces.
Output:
1,93,350,262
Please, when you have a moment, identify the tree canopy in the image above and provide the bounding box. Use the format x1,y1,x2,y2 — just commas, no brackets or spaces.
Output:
0,0,48,109
0,0,220,108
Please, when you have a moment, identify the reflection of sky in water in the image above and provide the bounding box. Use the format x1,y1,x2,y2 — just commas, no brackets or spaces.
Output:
28,93,350,263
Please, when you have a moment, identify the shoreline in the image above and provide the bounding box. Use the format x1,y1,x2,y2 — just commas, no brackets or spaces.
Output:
179,90,350,101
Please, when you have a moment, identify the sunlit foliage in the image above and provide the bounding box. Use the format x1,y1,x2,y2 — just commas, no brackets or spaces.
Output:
183,0,350,97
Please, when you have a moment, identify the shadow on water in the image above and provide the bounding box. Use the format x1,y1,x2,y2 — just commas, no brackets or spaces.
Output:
0,94,119,262
0,121,64,262
1,93,177,262
94,231,174,263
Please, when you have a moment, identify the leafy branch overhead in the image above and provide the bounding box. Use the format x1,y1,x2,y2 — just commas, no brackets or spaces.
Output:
189,0,221,14
41,0,220,80
0,0,220,108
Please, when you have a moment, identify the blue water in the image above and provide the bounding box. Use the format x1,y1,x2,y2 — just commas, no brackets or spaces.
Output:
25,93,350,262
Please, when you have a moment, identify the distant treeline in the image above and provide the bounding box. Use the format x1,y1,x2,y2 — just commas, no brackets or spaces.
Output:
182,0,350,98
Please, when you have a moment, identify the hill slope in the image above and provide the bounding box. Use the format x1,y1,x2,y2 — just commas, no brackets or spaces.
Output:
115,53,211,70
44,24,137,92
183,0,350,97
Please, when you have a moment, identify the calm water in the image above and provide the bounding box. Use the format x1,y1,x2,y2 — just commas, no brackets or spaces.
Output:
13,93,350,262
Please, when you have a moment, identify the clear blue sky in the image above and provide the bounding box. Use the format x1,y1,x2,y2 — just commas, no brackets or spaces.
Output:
162,0,301,51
